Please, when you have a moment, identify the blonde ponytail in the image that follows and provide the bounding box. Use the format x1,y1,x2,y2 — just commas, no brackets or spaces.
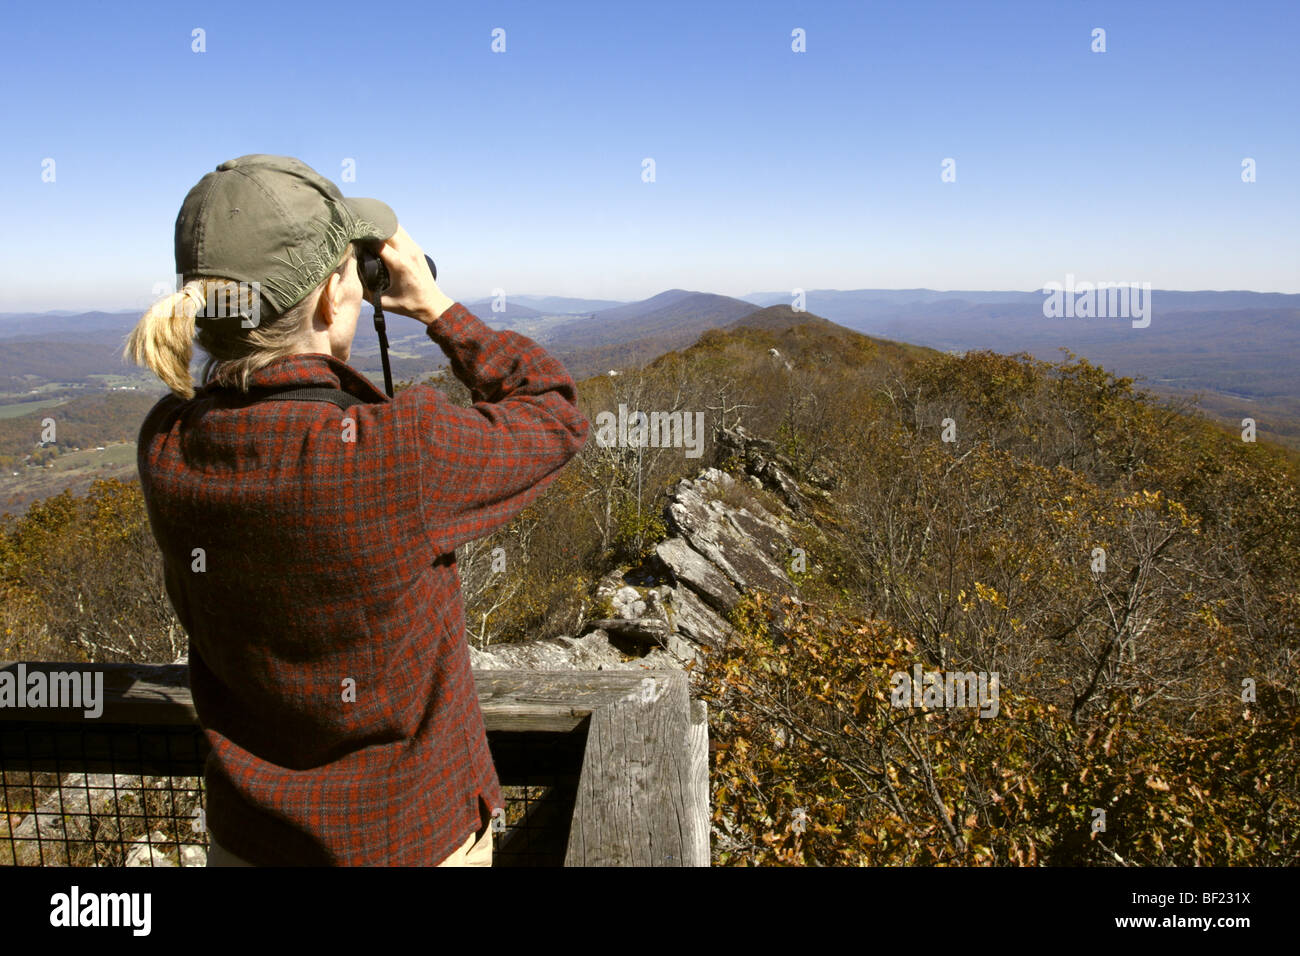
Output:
124,244,357,400
123,280,208,399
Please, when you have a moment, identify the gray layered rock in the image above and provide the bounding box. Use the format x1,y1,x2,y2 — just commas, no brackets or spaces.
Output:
654,581,735,649
655,536,741,614
581,616,701,666
609,585,647,620
717,425,823,508
756,459,800,505
470,455,801,675
664,469,796,602
717,425,778,459
469,630,676,671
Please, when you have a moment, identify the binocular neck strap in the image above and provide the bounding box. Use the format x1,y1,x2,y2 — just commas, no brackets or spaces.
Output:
372,294,394,398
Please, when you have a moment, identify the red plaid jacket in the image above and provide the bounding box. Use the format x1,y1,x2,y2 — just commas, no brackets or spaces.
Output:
136,302,589,865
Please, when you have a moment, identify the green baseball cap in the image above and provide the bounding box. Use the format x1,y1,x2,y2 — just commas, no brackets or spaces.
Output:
175,154,397,323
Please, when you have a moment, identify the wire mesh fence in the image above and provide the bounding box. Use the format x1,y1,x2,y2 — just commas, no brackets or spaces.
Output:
0,719,586,867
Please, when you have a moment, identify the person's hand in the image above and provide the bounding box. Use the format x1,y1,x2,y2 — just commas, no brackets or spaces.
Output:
364,224,455,325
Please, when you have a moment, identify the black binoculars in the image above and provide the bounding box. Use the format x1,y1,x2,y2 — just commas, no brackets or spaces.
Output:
354,244,438,397
355,246,438,295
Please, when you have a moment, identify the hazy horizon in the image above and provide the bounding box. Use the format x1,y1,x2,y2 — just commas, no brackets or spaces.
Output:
5,284,1300,320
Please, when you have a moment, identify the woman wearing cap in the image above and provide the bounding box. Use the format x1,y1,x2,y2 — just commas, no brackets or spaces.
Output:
124,155,589,866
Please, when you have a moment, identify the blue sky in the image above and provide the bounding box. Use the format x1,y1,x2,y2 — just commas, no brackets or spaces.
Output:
1,0,1296,311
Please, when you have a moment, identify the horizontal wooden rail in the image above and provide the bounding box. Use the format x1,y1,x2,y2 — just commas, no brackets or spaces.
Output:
0,661,710,866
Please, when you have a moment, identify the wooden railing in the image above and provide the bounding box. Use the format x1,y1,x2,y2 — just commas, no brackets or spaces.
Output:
0,662,710,866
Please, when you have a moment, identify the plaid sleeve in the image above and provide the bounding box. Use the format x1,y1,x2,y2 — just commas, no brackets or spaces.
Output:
413,302,589,553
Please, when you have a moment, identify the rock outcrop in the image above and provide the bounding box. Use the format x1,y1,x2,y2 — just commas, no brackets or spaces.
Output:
471,430,809,674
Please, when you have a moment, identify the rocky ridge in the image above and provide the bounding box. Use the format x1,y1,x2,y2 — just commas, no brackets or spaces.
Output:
470,427,809,676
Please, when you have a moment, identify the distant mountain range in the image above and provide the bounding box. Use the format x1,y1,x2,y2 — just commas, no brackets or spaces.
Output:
461,294,626,315
2,287,1297,447
738,286,1299,390
738,288,1300,314
0,311,142,341
548,289,758,348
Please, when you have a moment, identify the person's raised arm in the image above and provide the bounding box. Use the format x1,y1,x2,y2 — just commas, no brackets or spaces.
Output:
371,227,589,553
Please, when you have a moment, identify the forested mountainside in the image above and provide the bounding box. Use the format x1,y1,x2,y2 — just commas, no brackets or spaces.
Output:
2,310,1295,865
739,290,1300,452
